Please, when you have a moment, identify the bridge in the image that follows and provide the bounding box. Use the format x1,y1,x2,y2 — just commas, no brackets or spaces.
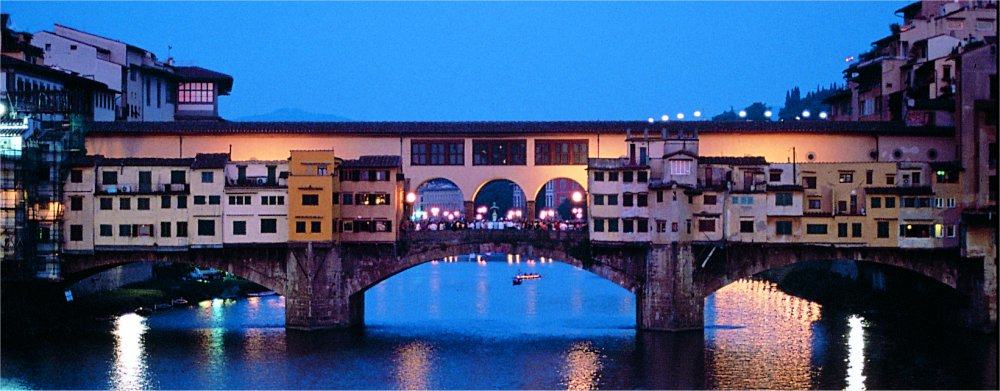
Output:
61,230,995,332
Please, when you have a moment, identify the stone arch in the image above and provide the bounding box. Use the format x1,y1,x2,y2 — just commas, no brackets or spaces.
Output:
471,178,531,220
532,177,588,220
60,247,289,296
531,177,588,205
411,177,465,220
696,243,964,297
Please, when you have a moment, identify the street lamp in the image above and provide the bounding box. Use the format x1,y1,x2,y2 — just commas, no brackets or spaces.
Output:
571,191,583,203
693,110,702,118
764,110,773,118
661,114,670,122
676,113,685,120
819,111,828,119
647,117,655,123
738,110,747,118
802,110,811,118
430,207,440,217
405,192,417,204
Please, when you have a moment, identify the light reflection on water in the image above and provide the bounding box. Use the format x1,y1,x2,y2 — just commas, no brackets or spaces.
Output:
2,257,995,389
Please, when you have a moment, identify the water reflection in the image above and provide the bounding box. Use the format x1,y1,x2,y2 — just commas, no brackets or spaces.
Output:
706,279,821,389
561,341,603,390
110,313,150,391
393,341,434,390
845,315,867,391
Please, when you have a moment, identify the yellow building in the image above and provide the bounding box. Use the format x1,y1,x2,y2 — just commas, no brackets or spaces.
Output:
288,150,338,243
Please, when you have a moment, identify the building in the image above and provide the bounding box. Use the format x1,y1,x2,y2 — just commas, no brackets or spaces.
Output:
337,156,404,243
222,160,289,245
287,150,338,243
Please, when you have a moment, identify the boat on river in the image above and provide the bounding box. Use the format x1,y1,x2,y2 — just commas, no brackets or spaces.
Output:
512,272,541,285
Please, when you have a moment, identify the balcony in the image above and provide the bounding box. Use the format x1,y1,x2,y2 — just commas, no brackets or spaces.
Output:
226,176,283,188
96,182,189,195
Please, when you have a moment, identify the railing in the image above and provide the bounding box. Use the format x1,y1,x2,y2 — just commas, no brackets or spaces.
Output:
403,228,587,244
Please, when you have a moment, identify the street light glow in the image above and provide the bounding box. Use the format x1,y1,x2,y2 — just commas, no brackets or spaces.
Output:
676,113,685,120
405,192,417,204
693,110,702,118
661,114,669,122
819,111,828,119
802,110,811,118
764,110,773,118
647,117,655,123
571,191,583,203
738,110,747,118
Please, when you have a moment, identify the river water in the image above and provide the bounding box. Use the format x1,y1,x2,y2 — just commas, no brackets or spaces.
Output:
2,255,996,389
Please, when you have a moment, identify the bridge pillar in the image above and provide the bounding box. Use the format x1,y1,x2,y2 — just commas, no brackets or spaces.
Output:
285,243,358,330
638,243,703,331
525,200,536,223
464,201,475,222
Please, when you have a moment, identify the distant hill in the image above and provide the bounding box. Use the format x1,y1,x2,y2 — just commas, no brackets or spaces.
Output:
234,108,351,122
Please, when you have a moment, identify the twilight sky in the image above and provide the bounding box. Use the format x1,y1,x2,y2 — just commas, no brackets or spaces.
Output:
5,1,905,121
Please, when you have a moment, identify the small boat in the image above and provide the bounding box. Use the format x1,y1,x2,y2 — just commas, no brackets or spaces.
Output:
247,290,277,297
172,298,189,306
516,272,541,280
134,307,153,316
153,303,172,310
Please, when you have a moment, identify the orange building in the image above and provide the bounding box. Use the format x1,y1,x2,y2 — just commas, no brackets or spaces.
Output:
288,150,338,243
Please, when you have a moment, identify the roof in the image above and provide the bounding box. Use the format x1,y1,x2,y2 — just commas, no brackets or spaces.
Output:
865,186,934,196
587,157,648,170
339,155,401,168
191,153,230,169
698,156,767,166
82,120,956,137
663,150,698,159
174,66,234,95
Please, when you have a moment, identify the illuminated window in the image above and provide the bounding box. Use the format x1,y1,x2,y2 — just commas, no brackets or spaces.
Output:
669,159,692,175
535,140,588,165
178,82,215,103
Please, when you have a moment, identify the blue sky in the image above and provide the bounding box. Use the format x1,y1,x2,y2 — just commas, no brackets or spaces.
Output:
5,1,905,120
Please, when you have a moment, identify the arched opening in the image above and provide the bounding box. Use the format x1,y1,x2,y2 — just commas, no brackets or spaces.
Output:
361,251,636,335
533,177,587,222
472,179,527,222
411,178,464,222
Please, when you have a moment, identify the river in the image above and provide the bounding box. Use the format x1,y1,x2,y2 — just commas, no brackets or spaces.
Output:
1,255,996,389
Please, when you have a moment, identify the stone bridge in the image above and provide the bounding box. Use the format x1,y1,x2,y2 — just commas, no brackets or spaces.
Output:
61,232,997,332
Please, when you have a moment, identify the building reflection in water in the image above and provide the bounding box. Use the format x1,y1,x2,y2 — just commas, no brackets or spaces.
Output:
845,315,867,391
706,279,822,389
110,313,151,391
393,341,434,390
475,267,489,316
560,341,603,390
429,262,441,319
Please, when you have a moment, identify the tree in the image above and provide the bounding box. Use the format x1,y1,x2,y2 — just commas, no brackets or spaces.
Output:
712,107,740,121
744,102,771,121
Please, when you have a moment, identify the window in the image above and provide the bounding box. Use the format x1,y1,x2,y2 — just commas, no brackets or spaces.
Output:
698,219,716,232
806,224,828,235
316,165,328,176
311,221,322,233
947,198,956,208
910,172,921,185
775,192,793,206
636,193,648,207
99,224,113,237
900,223,932,238
623,171,634,183
637,171,648,183
178,82,215,103
769,170,782,182
657,220,667,233
622,193,634,207
119,224,132,237
839,172,854,183
342,193,354,205
170,170,186,184
622,219,634,233
302,194,320,206
935,170,959,183
145,78,151,105
119,198,131,210
176,221,188,237
295,221,307,233
607,218,619,232
160,222,171,238
607,194,618,206
703,195,717,205
593,218,605,232
233,221,247,236
411,140,464,166
637,219,649,233
593,194,605,205
886,174,895,185
331,192,339,205
732,195,755,205
473,139,526,165
672,222,679,232
669,160,692,175
946,225,956,237
852,223,862,238
608,172,619,181
535,140,588,165
870,197,882,208
838,223,848,238
803,176,817,189
740,220,754,233
177,196,188,209
201,172,214,183
261,195,284,206
137,197,150,210
866,170,873,185
656,191,664,203
208,195,221,205
161,196,171,209
884,197,895,208
70,196,83,211
593,171,605,182
775,221,793,235
69,225,83,241
197,220,215,236
102,171,118,185
229,195,252,205
70,170,83,183
261,218,278,233
194,196,206,205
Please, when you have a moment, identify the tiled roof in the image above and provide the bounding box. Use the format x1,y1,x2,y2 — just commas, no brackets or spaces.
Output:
191,153,230,169
339,155,401,168
83,120,955,137
698,156,767,165
865,186,933,195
